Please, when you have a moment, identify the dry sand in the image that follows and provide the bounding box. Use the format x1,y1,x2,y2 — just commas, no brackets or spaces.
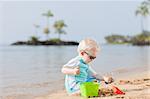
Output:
1,67,149,99
35,69,150,99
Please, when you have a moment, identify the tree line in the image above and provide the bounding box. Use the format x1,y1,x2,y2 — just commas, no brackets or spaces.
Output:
30,10,67,43
105,0,150,46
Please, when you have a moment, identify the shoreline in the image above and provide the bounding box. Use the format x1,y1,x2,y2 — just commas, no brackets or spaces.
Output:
35,66,150,99
11,40,79,46
1,66,149,99
0,66,149,99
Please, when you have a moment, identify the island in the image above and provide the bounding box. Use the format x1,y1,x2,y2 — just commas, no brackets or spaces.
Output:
11,39,79,46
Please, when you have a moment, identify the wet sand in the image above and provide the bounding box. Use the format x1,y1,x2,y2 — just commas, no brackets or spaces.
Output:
35,68,150,99
1,67,150,99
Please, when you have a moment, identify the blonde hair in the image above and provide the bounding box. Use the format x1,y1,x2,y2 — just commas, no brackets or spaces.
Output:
77,38,100,54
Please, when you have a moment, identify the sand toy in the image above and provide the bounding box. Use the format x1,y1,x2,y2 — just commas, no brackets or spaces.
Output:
80,82,99,98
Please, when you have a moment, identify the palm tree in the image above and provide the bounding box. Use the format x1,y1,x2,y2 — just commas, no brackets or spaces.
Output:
42,10,54,40
30,36,39,43
54,20,67,40
33,24,40,38
135,0,149,33
142,0,150,5
43,27,50,40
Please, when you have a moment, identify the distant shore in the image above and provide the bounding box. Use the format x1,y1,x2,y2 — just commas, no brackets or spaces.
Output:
11,40,79,46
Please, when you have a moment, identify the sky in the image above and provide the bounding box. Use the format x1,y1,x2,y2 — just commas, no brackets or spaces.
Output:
0,0,150,45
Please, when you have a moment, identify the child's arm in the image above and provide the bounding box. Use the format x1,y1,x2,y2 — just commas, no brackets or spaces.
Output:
93,73,114,84
103,76,114,84
61,66,80,75
88,66,104,80
95,74,114,84
93,73,114,83
89,66,113,82
93,73,104,81
62,57,80,75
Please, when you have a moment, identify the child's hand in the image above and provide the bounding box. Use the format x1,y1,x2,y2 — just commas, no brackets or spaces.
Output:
103,76,114,84
73,67,80,75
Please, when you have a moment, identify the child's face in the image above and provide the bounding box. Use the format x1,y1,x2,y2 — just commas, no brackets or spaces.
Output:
80,50,97,63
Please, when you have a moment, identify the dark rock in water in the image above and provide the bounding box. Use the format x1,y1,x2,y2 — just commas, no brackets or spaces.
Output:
11,40,79,46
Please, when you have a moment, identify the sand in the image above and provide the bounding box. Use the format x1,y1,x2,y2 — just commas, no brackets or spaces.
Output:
35,69,150,99
1,67,149,99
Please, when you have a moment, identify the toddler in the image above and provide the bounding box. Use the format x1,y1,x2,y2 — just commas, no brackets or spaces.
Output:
61,38,113,96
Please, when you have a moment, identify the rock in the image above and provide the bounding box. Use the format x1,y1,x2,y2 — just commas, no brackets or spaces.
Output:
119,80,131,85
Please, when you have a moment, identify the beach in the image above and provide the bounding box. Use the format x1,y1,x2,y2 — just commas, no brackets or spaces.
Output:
0,45,149,99
1,0,150,98
1,66,150,99
34,66,150,99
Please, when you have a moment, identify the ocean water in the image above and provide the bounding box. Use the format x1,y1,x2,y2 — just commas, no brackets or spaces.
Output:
0,45,149,97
